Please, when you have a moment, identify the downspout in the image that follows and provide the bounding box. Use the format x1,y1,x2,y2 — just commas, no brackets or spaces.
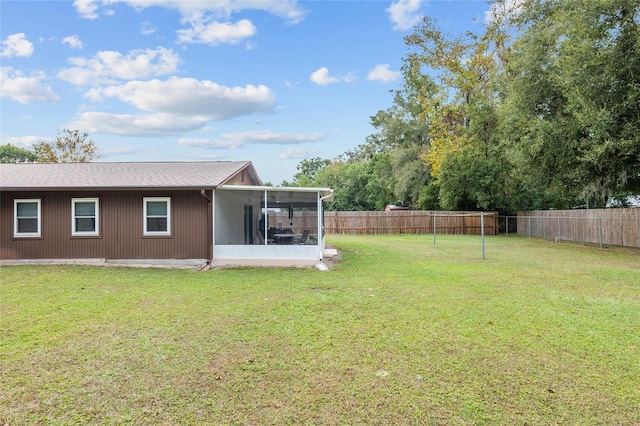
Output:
320,191,334,203
317,190,334,261
200,189,213,265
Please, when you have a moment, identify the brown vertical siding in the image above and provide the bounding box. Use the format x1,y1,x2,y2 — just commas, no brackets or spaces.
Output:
1,190,209,260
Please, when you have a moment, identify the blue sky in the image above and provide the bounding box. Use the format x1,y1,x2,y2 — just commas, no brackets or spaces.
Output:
1,0,493,184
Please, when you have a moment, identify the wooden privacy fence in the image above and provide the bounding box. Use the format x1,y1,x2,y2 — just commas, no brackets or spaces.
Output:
324,211,498,235
268,211,319,232
517,209,640,248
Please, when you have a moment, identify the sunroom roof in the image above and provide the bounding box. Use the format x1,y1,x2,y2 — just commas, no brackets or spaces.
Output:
218,184,334,201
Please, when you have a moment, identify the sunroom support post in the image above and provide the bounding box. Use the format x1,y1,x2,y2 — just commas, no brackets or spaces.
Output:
210,189,216,262
317,192,322,260
264,189,268,246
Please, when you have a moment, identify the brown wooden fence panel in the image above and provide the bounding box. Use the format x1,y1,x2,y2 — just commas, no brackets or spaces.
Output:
269,210,319,233
517,209,640,248
324,211,498,235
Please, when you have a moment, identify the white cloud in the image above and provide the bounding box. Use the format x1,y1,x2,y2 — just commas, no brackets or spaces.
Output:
94,77,276,119
140,21,157,35
310,67,354,86
99,145,138,156
1,33,34,58
310,67,338,86
68,112,210,136
72,77,276,136
279,147,320,159
73,0,99,19
177,138,220,149
367,64,401,82
0,67,60,104
2,135,53,148
342,71,357,84
83,87,104,102
387,0,423,31
72,1,307,47
62,35,84,49
177,19,256,45
57,47,180,86
88,1,307,24
179,130,325,149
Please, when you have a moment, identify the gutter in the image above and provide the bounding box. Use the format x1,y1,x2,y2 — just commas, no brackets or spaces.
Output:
218,184,334,200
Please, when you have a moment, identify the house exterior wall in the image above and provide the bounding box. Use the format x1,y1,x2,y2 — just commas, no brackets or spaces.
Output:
1,190,209,260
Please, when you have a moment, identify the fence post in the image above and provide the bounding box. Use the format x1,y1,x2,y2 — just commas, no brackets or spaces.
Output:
599,217,603,248
433,213,437,245
481,212,485,260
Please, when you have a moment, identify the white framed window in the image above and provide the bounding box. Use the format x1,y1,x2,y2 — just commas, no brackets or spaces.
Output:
72,198,99,236
143,197,171,236
14,199,41,238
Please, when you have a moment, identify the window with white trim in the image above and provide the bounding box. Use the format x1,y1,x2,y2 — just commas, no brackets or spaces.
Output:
143,197,171,236
72,198,99,236
14,199,41,237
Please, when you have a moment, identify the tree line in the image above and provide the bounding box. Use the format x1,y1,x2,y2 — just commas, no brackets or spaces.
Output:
0,129,99,164
284,0,640,212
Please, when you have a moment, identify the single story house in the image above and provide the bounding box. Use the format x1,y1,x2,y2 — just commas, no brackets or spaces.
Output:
0,161,334,268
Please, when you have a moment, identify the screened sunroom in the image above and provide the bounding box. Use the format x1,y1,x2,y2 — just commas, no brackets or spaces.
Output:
212,185,334,267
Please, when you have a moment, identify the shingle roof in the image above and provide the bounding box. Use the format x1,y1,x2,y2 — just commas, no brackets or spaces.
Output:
0,161,260,191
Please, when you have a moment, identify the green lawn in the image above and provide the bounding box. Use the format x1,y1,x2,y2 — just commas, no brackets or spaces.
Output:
1,235,639,425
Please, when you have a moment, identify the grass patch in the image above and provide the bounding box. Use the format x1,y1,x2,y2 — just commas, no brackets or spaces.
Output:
1,235,639,424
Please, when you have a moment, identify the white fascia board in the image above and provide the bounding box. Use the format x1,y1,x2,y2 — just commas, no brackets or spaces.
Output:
218,185,334,201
